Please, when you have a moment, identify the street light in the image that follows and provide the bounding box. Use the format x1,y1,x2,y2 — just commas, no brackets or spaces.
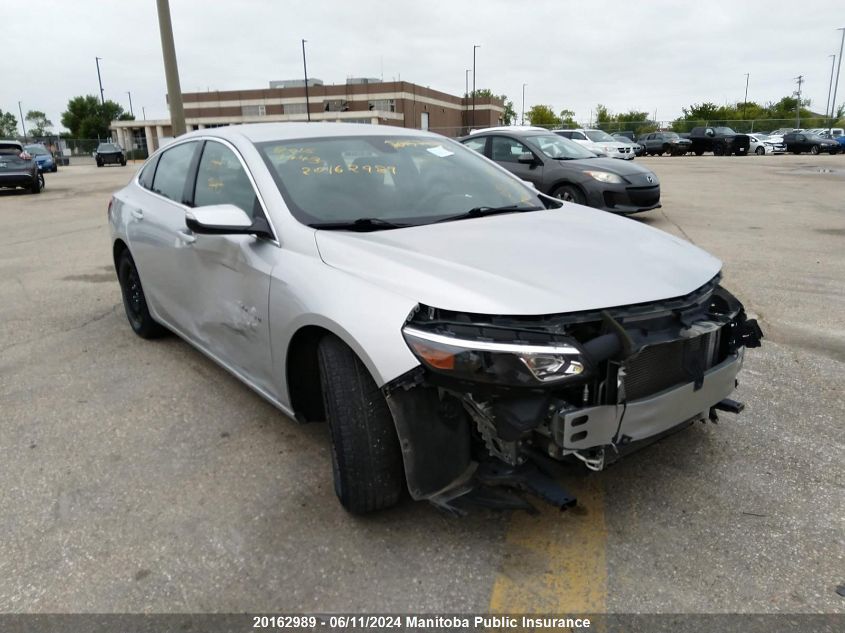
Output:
829,28,845,134
825,54,836,129
522,83,526,125
472,44,480,127
742,73,750,121
127,91,134,117
301,39,311,122
18,101,27,142
465,69,471,98
95,57,105,105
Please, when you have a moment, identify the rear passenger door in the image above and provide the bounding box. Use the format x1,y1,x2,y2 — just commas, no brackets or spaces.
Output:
126,140,201,328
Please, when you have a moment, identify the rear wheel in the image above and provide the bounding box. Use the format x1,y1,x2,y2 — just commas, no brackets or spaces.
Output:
117,251,167,339
31,173,42,194
317,335,404,514
810,145,820,155
694,149,704,156
551,184,586,205
663,145,673,156
714,144,725,156
755,146,765,155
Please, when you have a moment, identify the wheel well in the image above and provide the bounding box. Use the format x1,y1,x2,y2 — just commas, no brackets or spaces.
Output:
548,180,586,198
112,239,128,271
286,325,330,423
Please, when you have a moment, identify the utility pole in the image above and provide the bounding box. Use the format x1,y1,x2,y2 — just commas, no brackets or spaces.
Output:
301,39,311,122
156,0,186,136
521,83,526,125
825,54,836,130
95,57,105,105
743,73,750,121
142,106,146,121
472,45,480,128
830,28,845,133
794,75,804,128
127,91,134,117
18,101,27,142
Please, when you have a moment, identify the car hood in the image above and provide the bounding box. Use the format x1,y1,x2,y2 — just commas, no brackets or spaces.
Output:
315,206,720,315
566,156,658,180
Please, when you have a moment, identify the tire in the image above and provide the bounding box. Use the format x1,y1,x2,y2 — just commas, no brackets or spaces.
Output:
117,251,167,339
97,161,103,168
551,184,586,205
51,165,58,173
316,335,404,514
31,173,42,194
120,159,127,166
810,145,820,155
714,144,725,156
663,145,673,156
755,146,765,155
694,149,704,156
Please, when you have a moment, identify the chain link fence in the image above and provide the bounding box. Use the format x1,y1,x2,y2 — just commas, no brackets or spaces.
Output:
12,135,147,164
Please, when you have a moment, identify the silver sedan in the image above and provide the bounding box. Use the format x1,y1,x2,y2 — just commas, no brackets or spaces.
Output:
109,123,762,514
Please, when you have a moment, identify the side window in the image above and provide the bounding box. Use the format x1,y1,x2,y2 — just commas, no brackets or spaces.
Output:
573,132,587,140
138,155,159,190
462,137,487,154
193,141,259,218
151,142,198,204
557,131,572,138
490,136,531,163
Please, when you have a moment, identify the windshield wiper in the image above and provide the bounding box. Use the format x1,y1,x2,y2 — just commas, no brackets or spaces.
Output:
434,204,541,224
308,217,409,231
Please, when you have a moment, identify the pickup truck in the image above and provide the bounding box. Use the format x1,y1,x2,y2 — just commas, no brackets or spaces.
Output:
688,126,750,156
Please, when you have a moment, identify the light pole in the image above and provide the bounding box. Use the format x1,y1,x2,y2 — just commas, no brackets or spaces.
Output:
742,73,750,122
156,0,186,136
95,57,105,105
472,44,480,127
465,69,471,98
127,91,134,117
522,83,526,125
301,39,311,122
142,106,146,121
830,28,845,134
18,101,27,142
825,54,836,129
795,75,804,128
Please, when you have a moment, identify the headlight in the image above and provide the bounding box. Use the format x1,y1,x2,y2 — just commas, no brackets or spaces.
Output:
402,326,587,386
584,170,624,184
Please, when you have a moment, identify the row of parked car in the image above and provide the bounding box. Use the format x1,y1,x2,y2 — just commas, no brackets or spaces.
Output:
606,127,844,157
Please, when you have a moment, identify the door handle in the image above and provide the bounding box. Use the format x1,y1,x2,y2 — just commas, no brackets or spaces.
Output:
130,209,144,220
177,230,196,245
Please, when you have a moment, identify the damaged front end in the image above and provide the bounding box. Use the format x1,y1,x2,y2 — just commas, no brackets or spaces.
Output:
383,274,763,513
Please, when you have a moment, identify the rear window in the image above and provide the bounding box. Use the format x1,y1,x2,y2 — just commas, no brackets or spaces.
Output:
0,143,23,155
98,143,119,152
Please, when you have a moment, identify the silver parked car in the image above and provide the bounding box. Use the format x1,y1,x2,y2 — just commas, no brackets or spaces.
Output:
109,123,762,514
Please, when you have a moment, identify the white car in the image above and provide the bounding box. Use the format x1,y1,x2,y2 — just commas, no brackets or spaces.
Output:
553,129,635,160
747,133,785,155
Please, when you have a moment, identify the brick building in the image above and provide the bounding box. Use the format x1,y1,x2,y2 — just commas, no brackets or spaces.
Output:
109,78,505,155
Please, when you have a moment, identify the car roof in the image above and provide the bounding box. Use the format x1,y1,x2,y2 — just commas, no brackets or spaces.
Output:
0,139,23,148
177,122,441,145
468,125,547,135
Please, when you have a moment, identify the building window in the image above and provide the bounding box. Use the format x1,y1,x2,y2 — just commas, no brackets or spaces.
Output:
323,99,348,112
368,99,396,112
284,103,308,115
241,104,266,116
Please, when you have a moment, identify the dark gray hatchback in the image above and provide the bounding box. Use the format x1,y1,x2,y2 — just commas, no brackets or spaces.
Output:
460,129,661,214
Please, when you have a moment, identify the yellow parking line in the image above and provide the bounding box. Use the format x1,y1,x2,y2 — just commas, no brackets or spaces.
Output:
489,477,607,615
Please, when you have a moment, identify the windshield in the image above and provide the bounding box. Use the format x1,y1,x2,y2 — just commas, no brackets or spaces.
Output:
714,127,737,135
585,130,616,143
97,143,118,151
257,135,542,227
24,145,49,156
529,134,598,159
753,134,769,140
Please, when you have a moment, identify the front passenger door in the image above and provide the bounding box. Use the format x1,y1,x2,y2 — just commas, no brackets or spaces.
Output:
179,140,277,394
489,136,543,188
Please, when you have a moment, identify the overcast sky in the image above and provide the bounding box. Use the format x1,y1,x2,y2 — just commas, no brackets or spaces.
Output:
3,0,844,132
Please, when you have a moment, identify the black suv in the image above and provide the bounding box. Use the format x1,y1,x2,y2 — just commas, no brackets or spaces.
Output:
782,132,839,155
95,143,126,167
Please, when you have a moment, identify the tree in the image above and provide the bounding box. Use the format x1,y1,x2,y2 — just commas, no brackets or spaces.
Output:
469,88,515,125
594,104,611,125
526,105,560,127
25,110,53,136
61,95,130,139
558,109,578,128
0,109,18,137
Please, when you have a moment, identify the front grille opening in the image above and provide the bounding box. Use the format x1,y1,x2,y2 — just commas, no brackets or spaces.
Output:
622,333,718,401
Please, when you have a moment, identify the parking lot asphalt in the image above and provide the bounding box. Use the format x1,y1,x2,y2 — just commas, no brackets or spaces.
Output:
0,156,842,614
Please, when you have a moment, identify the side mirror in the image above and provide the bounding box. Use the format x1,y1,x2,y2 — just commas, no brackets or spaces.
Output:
517,152,536,164
185,204,272,238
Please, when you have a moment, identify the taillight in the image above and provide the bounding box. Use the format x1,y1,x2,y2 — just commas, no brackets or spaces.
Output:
19,151,31,160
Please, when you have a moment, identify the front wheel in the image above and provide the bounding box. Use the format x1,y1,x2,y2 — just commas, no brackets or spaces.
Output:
550,184,586,205
317,335,404,514
663,145,673,156
117,251,167,339
755,146,765,155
